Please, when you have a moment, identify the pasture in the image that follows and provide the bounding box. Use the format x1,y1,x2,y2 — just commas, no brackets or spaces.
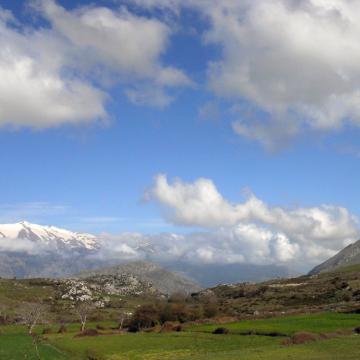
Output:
1,312,360,359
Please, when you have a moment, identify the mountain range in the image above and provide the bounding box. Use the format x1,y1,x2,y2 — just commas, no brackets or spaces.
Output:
0,221,292,286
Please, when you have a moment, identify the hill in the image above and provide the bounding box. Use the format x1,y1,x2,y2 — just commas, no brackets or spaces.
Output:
78,261,201,295
309,240,360,275
191,264,360,317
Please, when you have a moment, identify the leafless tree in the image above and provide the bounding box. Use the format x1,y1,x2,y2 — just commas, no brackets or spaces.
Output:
18,302,47,360
75,301,95,332
18,302,47,335
118,311,132,330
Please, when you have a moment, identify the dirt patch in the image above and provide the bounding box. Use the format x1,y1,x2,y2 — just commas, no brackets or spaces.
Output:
282,329,352,345
282,332,319,345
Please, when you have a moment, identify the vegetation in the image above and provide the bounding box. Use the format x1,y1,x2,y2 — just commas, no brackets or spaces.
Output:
2,312,360,359
2,266,360,359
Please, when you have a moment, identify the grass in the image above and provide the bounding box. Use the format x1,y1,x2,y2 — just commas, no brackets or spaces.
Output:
187,312,360,335
1,312,360,359
0,329,69,360
331,263,360,274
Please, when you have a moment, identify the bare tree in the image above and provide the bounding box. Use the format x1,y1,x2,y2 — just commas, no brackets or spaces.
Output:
75,302,95,332
18,302,47,360
18,302,47,335
118,311,132,330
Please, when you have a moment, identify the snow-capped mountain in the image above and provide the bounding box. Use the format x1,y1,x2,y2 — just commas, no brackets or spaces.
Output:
0,221,100,252
0,221,290,286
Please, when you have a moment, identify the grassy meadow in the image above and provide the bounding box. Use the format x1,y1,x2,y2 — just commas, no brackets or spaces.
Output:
1,312,360,359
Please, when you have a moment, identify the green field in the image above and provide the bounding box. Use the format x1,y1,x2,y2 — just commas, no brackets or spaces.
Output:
188,312,360,335
1,313,360,359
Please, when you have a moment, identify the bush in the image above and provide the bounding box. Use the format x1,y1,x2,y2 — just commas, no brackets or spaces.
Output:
159,303,194,324
42,328,53,334
282,332,319,345
131,304,161,329
203,304,218,318
57,325,67,333
160,322,183,333
168,292,187,303
186,307,203,321
127,325,139,333
0,316,10,325
213,327,230,335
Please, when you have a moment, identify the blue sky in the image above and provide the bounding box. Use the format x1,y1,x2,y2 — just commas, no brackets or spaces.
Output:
0,0,360,268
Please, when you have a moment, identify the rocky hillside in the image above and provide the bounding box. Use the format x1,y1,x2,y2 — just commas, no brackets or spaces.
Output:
191,264,360,317
78,261,201,295
309,240,360,275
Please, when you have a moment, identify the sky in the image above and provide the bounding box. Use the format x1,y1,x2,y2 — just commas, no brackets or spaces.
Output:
0,0,360,271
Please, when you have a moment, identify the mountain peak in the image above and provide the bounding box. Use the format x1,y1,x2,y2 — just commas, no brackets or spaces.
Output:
0,221,100,251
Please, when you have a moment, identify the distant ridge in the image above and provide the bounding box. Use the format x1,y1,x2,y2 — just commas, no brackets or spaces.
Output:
309,239,360,275
78,260,201,295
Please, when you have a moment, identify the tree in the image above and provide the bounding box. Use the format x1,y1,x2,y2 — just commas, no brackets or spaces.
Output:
130,304,161,330
118,311,132,329
75,301,95,332
18,302,46,335
0,304,8,325
18,302,47,360
203,303,218,318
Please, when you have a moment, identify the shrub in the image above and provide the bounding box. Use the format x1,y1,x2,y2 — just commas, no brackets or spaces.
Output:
173,324,182,332
283,332,319,345
57,325,67,333
203,304,218,318
131,304,161,329
186,307,203,321
42,328,53,334
159,303,194,324
168,292,187,303
159,322,183,333
127,325,139,333
213,327,230,335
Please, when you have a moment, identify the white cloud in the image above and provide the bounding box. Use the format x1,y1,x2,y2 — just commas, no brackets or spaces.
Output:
130,0,360,146
0,1,191,129
145,174,359,266
97,223,328,269
203,0,360,141
0,237,39,254
125,85,174,107
0,10,107,128
36,0,187,84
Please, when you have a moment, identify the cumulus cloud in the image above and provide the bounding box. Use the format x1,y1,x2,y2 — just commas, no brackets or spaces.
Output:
145,174,359,266
97,223,336,269
131,0,360,146
98,225,299,266
0,9,106,128
0,1,190,128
